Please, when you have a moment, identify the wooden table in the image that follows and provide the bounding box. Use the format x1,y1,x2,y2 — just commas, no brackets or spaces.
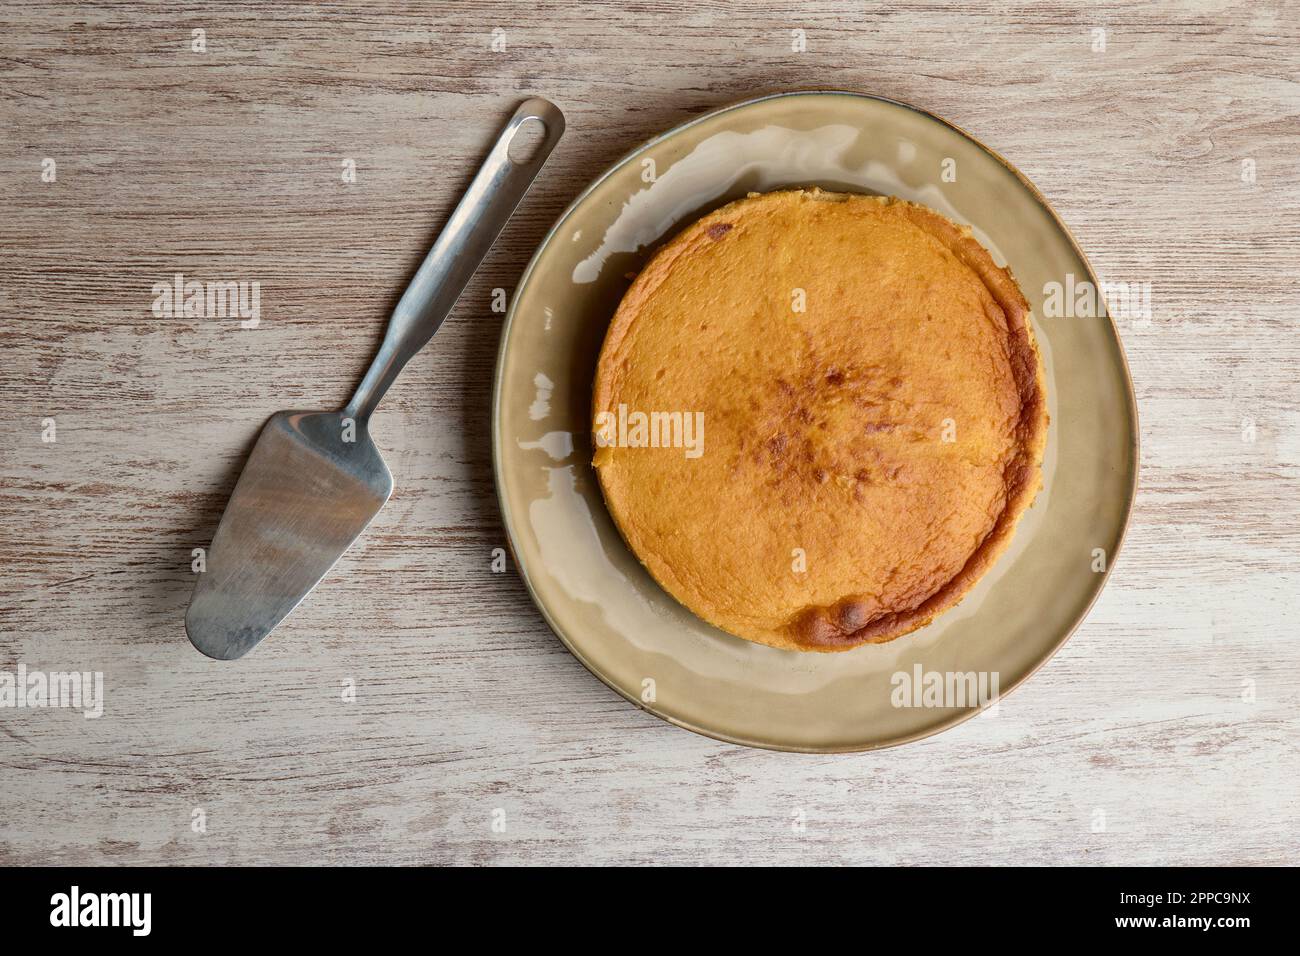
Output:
2,0,1297,865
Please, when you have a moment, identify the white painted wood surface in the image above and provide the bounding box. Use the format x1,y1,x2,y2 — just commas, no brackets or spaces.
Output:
1,0,1297,865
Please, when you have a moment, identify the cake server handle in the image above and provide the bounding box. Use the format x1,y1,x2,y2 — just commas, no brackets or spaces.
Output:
344,97,565,422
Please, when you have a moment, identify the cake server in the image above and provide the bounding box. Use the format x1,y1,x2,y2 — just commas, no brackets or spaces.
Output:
186,97,564,660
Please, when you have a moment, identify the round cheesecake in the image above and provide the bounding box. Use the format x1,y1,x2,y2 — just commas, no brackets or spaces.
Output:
592,188,1048,652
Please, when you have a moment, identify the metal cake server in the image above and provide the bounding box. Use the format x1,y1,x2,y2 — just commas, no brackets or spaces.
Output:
186,97,564,660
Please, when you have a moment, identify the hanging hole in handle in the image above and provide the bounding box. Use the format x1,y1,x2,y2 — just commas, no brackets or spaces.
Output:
507,116,549,165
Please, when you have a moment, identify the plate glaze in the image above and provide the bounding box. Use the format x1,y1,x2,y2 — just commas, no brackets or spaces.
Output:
492,90,1138,752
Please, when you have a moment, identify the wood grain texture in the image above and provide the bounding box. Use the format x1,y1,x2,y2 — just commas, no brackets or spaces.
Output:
1,0,1297,865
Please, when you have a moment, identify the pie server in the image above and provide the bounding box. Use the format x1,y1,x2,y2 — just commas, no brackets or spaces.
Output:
185,97,564,660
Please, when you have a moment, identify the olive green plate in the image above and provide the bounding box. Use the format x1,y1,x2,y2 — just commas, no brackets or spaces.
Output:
492,90,1138,752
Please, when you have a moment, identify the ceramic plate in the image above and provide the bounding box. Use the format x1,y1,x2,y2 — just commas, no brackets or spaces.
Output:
492,90,1138,752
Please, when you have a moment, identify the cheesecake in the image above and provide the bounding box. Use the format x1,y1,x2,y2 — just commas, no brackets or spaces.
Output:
592,189,1048,651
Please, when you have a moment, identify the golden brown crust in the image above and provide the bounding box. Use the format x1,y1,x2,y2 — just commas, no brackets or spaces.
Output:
592,188,1048,652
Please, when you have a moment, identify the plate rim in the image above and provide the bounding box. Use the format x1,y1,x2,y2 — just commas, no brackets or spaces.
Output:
491,88,1141,753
